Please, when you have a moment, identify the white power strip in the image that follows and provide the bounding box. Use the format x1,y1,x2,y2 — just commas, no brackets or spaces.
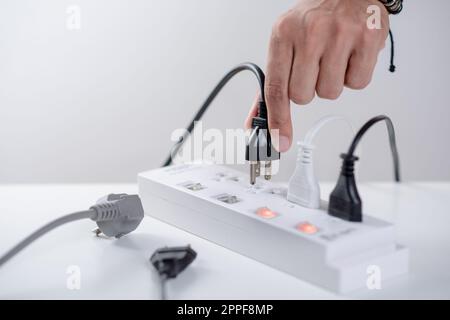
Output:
138,164,408,293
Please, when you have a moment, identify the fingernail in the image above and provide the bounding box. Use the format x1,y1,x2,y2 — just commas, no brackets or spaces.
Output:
278,135,290,152
272,133,290,152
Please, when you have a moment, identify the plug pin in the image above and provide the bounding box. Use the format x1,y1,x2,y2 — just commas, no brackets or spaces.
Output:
92,228,102,237
91,227,112,239
250,161,260,185
264,161,272,180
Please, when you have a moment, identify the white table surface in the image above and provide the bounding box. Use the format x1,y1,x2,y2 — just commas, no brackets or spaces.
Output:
0,182,449,300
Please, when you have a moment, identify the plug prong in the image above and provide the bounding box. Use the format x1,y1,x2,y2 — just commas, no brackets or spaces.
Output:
250,161,259,185
92,228,102,237
264,161,272,180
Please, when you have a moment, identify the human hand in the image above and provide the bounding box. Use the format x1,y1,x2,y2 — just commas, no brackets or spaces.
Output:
245,0,389,152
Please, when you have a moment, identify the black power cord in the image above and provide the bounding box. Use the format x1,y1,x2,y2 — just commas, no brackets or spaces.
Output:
163,63,266,167
162,62,280,184
328,115,401,222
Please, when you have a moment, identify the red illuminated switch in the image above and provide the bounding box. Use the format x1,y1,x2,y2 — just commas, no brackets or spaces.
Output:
296,222,318,234
256,207,278,219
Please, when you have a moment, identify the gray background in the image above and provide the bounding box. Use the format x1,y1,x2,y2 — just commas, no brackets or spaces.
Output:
0,0,449,183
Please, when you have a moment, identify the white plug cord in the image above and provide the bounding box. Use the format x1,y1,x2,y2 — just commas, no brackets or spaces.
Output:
287,115,355,209
303,116,353,146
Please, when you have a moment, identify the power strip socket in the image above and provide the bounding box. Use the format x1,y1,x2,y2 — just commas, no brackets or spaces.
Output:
138,164,408,293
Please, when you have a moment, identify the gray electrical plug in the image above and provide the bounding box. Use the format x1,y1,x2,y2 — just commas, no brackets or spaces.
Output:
90,193,145,238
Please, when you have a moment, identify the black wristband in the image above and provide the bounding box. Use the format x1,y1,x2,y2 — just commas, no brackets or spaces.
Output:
378,0,403,15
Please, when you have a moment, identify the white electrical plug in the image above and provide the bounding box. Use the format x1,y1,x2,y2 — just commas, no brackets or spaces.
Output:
287,116,354,209
287,142,320,208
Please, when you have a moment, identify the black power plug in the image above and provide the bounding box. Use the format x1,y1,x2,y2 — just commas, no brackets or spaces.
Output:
328,154,362,222
150,245,197,300
328,115,401,222
150,245,197,279
245,100,280,185
161,62,280,185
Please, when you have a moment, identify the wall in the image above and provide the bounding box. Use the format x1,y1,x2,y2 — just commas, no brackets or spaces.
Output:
0,0,449,183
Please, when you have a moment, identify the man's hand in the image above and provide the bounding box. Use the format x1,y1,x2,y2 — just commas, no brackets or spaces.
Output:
245,0,389,152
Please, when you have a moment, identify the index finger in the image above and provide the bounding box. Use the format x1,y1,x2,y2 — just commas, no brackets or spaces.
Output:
265,29,294,151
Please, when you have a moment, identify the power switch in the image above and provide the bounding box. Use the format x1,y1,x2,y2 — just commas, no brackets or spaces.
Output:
256,207,278,219
296,222,318,234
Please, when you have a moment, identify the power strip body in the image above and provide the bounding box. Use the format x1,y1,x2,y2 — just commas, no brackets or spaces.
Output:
138,164,408,293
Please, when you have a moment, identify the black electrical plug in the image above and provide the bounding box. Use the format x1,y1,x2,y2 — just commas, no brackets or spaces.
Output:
245,100,281,185
158,62,280,185
150,245,197,279
159,62,281,184
327,115,401,223
150,245,197,300
328,154,362,222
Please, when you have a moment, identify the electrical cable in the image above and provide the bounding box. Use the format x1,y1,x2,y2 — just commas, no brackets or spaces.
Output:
328,115,401,222
0,193,145,268
345,115,400,182
162,62,267,167
304,115,354,145
159,273,168,300
0,210,94,268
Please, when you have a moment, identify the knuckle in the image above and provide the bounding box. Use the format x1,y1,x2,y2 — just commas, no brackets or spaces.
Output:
316,86,342,100
361,25,387,48
290,90,314,105
265,81,286,103
272,14,293,39
361,28,379,46
304,13,322,33
303,25,323,50
269,113,290,129
346,76,370,90
304,12,328,39
334,17,357,35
